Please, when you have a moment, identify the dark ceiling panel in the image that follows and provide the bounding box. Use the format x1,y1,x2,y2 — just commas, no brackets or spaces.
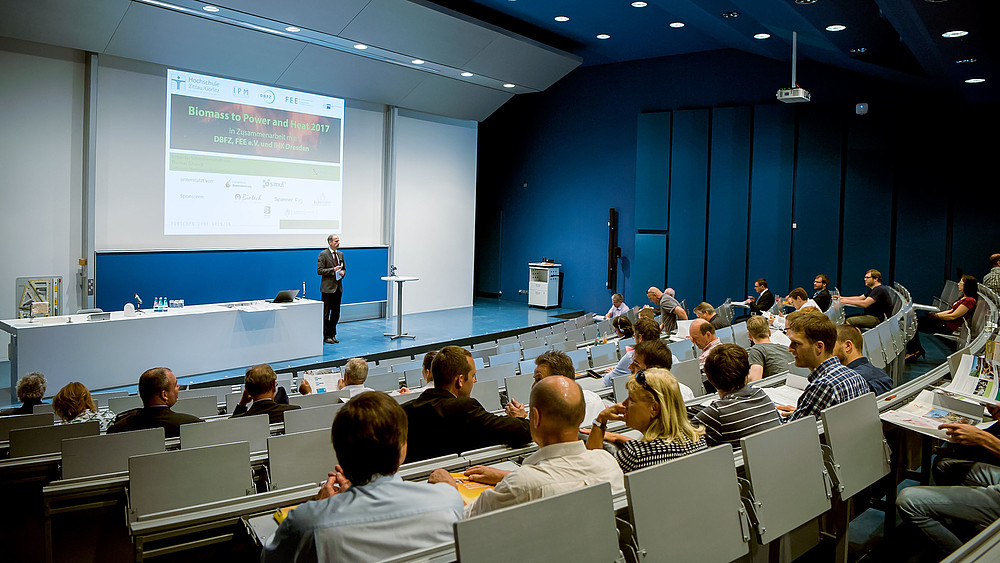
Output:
399,73,513,121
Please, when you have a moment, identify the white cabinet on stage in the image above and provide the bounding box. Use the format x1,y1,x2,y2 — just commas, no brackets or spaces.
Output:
528,263,561,308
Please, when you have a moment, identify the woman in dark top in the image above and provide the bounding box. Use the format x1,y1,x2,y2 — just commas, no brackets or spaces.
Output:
909,275,978,358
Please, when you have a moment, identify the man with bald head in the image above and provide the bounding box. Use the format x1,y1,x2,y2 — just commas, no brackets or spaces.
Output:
690,318,722,367
430,376,624,516
646,286,687,334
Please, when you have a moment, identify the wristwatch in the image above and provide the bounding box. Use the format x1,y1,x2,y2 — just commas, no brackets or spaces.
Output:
594,418,607,430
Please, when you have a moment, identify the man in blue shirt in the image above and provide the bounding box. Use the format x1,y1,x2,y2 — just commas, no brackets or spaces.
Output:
834,325,893,395
262,392,464,562
776,311,871,421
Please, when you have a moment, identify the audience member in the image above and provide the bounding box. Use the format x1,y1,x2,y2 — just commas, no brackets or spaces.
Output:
52,382,115,431
746,316,794,382
402,346,530,463
770,287,820,330
605,293,628,319
505,350,606,428
694,302,729,329
813,274,832,312
401,350,438,394
338,358,375,397
432,376,624,516
0,372,47,415
777,312,870,421
232,364,301,424
630,339,694,400
909,275,978,359
745,278,775,315
262,392,463,562
646,286,687,333
107,368,203,437
587,368,706,472
696,344,782,447
834,325,893,395
840,269,894,329
603,318,661,386
690,318,722,367
896,404,1000,556
984,254,1000,296
612,315,634,339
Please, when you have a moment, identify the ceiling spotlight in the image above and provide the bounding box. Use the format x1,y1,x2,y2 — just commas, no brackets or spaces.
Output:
353,44,368,50
411,59,425,65
631,1,648,7
503,83,516,88
795,0,818,4
965,78,986,83
597,33,611,39
284,26,300,33
669,22,685,28
554,16,570,22
826,24,846,32
202,5,220,12
942,30,968,38
850,47,867,54
956,58,977,64
461,72,474,77
722,11,740,18
754,33,771,40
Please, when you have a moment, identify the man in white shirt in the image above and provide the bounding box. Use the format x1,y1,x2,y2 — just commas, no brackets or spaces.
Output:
690,318,723,368
770,287,819,331
505,350,607,428
338,358,374,398
431,376,624,517
605,293,629,319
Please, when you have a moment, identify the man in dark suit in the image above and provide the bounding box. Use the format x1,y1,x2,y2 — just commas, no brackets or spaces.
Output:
745,278,775,315
231,364,300,424
318,234,346,344
107,367,203,438
402,346,531,463
813,274,832,312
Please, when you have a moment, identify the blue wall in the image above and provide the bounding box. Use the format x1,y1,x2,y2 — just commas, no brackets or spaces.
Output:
476,49,1000,312
96,247,389,311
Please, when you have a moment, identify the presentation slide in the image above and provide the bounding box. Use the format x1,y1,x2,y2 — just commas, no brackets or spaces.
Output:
165,69,345,235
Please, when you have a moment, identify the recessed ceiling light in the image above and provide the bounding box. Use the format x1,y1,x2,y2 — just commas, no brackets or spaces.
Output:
202,5,220,12
754,33,771,40
850,47,867,54
503,83,516,88
795,0,818,4
722,11,740,18
942,30,968,38
956,58,977,64
826,24,846,32
631,1,648,7
597,34,611,39
353,44,368,50
461,72,474,77
965,78,986,83
411,59,425,65
554,16,569,22
284,26,300,33
669,22,685,28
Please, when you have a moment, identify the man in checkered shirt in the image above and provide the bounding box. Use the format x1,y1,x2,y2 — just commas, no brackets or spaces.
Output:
775,311,871,421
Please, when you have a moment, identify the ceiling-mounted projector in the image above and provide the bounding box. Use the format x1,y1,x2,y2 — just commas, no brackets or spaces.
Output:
777,31,811,104
777,87,811,103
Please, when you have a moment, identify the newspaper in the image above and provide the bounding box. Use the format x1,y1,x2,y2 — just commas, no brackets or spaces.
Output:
942,355,1000,407
880,390,984,440
758,374,810,407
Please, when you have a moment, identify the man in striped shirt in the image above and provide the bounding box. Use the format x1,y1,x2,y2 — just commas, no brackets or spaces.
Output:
694,344,782,447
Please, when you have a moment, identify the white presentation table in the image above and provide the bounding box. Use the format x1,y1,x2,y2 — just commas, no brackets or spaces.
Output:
381,276,418,340
1,299,322,397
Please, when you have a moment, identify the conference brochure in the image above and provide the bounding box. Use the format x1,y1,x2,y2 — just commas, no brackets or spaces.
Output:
939,354,1000,407
880,389,984,441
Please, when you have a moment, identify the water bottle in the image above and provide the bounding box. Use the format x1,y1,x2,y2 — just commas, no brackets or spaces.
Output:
154,297,160,312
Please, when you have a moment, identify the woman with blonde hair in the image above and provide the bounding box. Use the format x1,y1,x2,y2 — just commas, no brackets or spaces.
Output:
586,367,706,472
52,382,115,431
